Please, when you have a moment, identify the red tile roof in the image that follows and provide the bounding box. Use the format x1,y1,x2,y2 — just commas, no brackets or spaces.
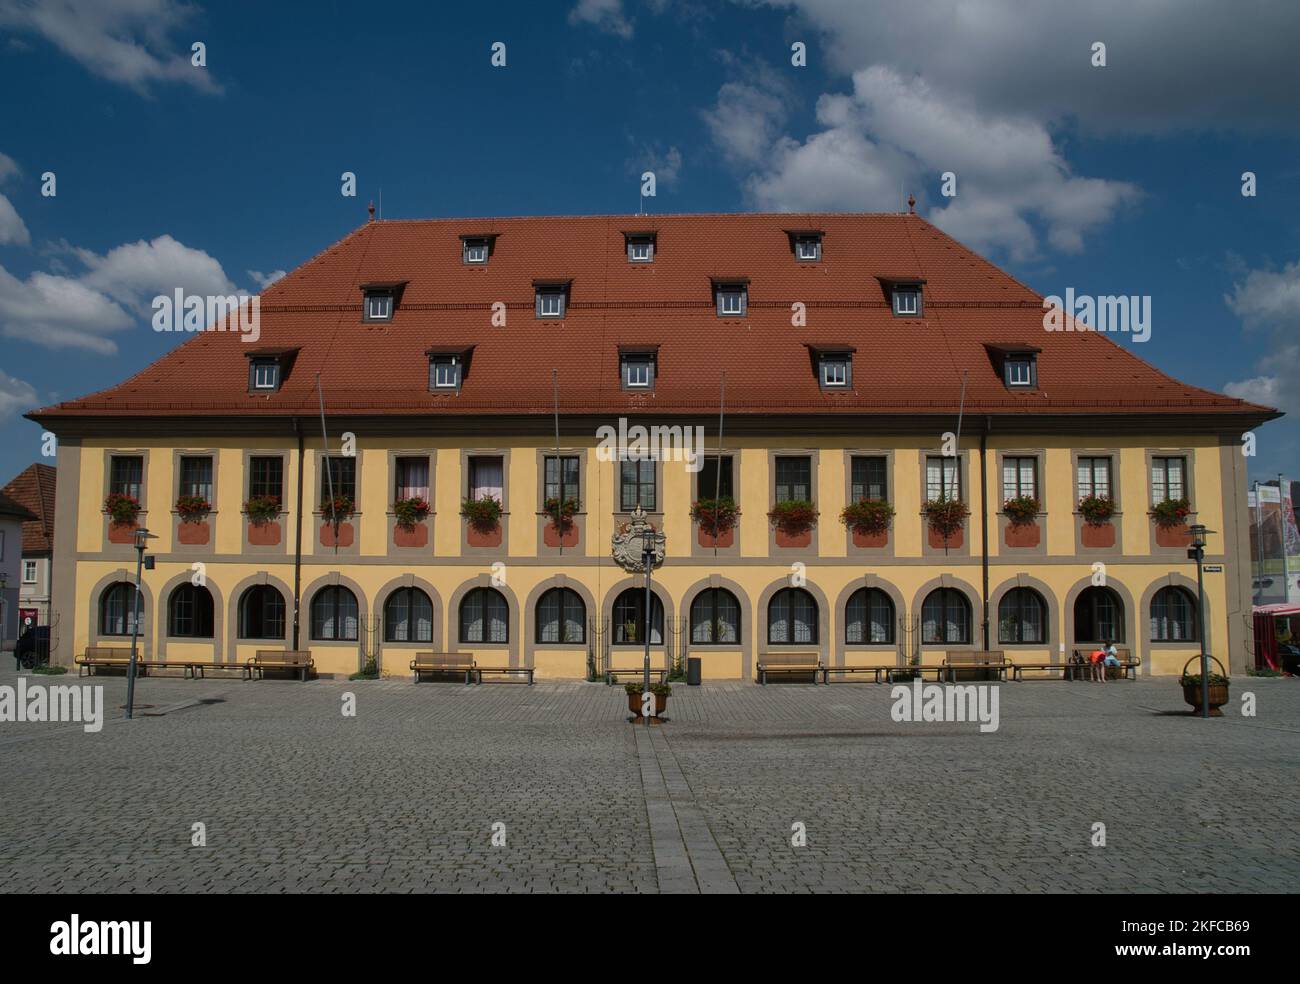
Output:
26,213,1279,424
0,463,52,551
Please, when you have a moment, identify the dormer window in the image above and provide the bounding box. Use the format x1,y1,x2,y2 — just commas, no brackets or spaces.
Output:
984,342,1040,390
426,346,473,393
714,281,748,317
366,292,393,321
251,359,279,391
463,239,489,264
535,281,569,319
625,232,655,263
620,350,657,389
1006,358,1034,387
820,356,849,388
786,229,824,262
892,286,921,317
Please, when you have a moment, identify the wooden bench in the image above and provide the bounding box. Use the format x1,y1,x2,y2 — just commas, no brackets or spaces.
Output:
757,651,823,685
883,664,946,683
76,646,134,677
476,666,536,685
606,667,669,686
941,650,1010,682
132,659,204,679
1010,648,1138,681
411,652,475,684
191,660,253,680
247,649,314,681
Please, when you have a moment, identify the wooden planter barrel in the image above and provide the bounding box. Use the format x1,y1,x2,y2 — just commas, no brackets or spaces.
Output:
1181,656,1229,716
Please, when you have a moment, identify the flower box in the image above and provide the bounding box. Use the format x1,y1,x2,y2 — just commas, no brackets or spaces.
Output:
394,522,427,548
1081,522,1116,548
1004,521,1040,548
248,520,281,546
177,520,210,545
321,521,354,548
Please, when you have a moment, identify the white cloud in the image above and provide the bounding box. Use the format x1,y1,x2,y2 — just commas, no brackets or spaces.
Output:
0,151,30,247
248,269,286,289
0,0,220,94
629,144,683,187
708,63,1139,259
568,0,633,39
0,234,240,354
0,369,37,419
700,61,796,167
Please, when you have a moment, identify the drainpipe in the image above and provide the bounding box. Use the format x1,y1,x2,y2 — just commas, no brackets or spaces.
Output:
292,418,305,650
980,417,991,651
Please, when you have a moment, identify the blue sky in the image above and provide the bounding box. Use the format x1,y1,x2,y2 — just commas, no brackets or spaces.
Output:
1,0,1298,485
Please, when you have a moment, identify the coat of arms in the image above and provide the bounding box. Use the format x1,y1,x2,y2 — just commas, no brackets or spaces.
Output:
612,504,665,572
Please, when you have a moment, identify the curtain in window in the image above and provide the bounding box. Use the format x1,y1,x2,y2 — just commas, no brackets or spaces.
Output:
1151,587,1195,641
922,589,970,644
926,457,960,500
100,582,140,635
845,588,893,644
461,588,508,643
395,458,429,500
691,589,740,644
769,588,816,644
179,456,213,501
470,457,504,502
385,587,433,642
312,586,358,641
537,588,585,643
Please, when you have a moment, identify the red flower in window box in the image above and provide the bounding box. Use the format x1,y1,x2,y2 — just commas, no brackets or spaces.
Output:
175,494,211,522
104,492,141,525
767,500,818,543
393,496,430,530
923,496,968,544
692,496,739,546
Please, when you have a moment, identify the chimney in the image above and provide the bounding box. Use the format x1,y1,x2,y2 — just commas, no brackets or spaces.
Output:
368,200,375,223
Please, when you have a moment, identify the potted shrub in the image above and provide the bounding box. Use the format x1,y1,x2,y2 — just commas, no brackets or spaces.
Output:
622,620,638,643
1151,496,1192,546
768,499,818,547
1180,657,1229,716
543,495,580,547
841,498,894,548
625,681,671,719
105,492,141,543
692,495,740,547
244,494,281,545
392,496,430,547
1002,494,1041,547
1078,493,1116,547
320,494,355,547
175,493,212,545
923,496,969,549
461,494,503,546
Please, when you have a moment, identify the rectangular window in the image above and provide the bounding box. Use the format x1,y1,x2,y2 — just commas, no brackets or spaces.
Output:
850,456,888,502
926,456,960,500
429,355,461,389
23,559,37,583
775,456,811,503
1077,456,1112,499
251,361,279,390
620,459,656,511
365,293,393,320
544,455,580,502
628,238,653,262
468,456,504,502
321,456,356,502
463,240,488,264
394,457,429,501
536,289,566,318
717,287,747,317
109,455,144,500
893,288,920,317
622,356,654,388
248,456,283,500
820,358,848,387
179,455,213,502
796,238,821,261
1002,456,1037,499
697,455,734,500
1006,359,1033,386
1151,455,1186,504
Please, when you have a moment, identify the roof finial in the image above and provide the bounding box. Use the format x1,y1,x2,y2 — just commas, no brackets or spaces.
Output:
368,200,375,223
907,193,916,215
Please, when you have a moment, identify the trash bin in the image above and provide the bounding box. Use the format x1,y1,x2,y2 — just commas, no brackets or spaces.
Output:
687,656,702,686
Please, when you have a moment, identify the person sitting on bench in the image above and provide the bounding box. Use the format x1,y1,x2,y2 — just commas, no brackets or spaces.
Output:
1101,640,1120,679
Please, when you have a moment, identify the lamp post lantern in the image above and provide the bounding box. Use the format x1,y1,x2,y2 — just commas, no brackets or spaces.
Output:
642,543,654,720
125,527,157,720
1188,523,1215,719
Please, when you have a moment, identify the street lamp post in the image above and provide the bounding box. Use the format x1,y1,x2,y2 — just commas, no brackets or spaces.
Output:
642,544,653,725
1188,523,1214,720
125,527,156,720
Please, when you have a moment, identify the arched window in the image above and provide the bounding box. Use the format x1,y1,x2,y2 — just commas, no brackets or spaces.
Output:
613,587,663,645
460,587,508,643
385,587,433,643
845,588,894,644
1151,586,1197,641
169,583,214,638
998,588,1047,644
921,588,970,644
1074,586,1124,644
691,588,741,644
537,588,585,644
311,585,358,641
239,584,285,639
768,587,818,645
100,582,140,636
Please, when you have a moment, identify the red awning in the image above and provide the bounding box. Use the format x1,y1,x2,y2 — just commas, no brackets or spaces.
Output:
1253,603,1300,616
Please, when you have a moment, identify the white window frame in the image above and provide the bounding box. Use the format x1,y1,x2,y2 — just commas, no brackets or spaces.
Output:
252,361,279,390
628,239,653,263
431,356,461,389
366,293,393,320
623,357,653,388
463,241,488,264
893,288,920,317
718,288,746,317
796,238,821,261
820,358,848,387
1006,359,1033,387
23,558,37,584
537,290,565,318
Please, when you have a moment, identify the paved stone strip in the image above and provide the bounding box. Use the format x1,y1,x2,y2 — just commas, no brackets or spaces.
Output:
634,724,740,894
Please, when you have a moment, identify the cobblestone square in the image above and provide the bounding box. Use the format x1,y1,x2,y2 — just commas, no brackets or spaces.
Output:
1,664,1296,893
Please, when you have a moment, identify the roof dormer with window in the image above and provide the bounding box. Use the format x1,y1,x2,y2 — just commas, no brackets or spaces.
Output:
805,344,855,391
534,280,571,319
427,346,474,394
619,346,658,390
877,276,925,318
785,229,824,262
244,347,299,394
712,279,749,318
460,233,498,265
624,231,656,263
360,281,406,322
984,343,1041,390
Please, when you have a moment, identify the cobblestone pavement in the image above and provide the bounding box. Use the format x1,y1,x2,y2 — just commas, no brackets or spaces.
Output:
1,663,1296,893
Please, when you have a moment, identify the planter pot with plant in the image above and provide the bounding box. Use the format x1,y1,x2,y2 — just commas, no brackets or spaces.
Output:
692,496,740,547
841,498,894,548
1180,657,1229,716
768,500,818,547
175,494,212,544
625,682,671,720
462,495,503,546
1151,497,1193,546
392,496,430,547
1078,494,1117,547
543,496,580,547
105,492,141,542
1002,495,1041,548
320,494,355,547
245,494,283,546
923,496,969,549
